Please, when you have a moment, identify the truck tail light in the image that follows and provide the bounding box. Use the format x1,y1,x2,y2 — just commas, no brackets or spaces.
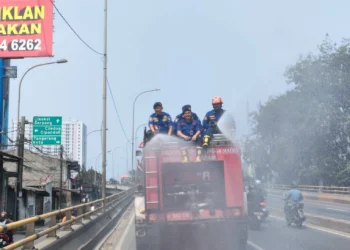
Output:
148,213,157,221
232,208,241,216
147,213,165,222
225,208,241,217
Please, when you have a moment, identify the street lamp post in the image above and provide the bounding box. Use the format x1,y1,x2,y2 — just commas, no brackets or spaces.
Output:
109,146,123,181
135,123,147,143
15,59,67,220
134,123,146,184
84,128,108,171
126,140,130,174
131,89,160,180
94,151,111,186
81,128,108,197
16,59,68,127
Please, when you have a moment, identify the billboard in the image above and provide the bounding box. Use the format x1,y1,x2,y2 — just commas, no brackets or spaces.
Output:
0,0,53,58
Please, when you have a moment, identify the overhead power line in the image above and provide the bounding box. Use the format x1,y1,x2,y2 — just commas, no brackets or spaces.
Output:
50,0,104,56
50,1,129,142
107,79,129,140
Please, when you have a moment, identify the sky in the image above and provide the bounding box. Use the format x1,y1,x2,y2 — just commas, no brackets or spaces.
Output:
7,0,350,180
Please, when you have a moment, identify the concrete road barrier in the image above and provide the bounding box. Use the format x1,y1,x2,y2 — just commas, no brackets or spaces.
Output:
266,188,350,205
36,195,134,250
270,207,350,234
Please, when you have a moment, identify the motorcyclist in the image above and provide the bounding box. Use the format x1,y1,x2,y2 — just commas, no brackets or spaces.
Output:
176,108,202,162
202,96,236,149
173,105,201,135
0,211,13,243
255,180,267,202
284,182,304,223
247,185,260,216
147,102,173,139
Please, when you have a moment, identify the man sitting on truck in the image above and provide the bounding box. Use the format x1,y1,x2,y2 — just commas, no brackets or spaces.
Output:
173,105,201,135
148,102,173,136
176,107,202,162
202,96,236,150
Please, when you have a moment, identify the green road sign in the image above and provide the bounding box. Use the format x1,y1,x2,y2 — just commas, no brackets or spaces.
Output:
32,116,62,145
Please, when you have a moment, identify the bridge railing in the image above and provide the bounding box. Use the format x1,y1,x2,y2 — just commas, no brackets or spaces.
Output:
0,188,135,250
264,184,350,195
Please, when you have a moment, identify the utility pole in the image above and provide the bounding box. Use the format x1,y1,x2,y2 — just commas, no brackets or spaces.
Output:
101,0,108,206
18,116,25,192
16,116,25,221
59,145,63,209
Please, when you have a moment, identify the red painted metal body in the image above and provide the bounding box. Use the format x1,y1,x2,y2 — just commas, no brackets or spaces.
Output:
143,141,245,221
136,137,248,250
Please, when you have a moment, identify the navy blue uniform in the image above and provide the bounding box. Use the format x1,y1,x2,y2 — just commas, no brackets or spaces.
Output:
177,118,202,146
148,112,172,134
173,112,200,134
203,109,235,137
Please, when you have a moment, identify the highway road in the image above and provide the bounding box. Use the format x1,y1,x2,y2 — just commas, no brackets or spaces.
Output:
100,207,350,250
266,193,350,221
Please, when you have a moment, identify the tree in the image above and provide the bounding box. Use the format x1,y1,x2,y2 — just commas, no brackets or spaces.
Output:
244,35,350,186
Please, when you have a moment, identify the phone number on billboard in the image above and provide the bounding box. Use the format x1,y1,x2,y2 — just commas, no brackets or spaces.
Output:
0,39,42,51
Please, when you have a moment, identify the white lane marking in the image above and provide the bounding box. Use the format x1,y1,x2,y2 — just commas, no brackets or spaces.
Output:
326,208,348,212
247,240,265,250
115,213,135,250
269,215,350,239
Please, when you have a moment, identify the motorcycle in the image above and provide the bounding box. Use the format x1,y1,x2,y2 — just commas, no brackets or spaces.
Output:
0,220,14,247
0,233,12,247
285,202,306,228
249,210,262,230
248,202,263,230
259,201,269,221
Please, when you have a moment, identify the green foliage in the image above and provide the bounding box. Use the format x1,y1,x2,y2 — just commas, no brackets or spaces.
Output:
77,168,101,186
244,35,350,186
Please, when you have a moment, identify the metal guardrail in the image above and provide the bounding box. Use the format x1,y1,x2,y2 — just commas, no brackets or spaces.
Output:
0,188,135,250
264,184,350,195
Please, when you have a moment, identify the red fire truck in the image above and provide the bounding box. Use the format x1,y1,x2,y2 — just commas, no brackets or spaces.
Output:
135,133,248,250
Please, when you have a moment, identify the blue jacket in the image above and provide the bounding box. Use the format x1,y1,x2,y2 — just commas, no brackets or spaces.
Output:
203,109,235,130
173,112,200,131
176,118,202,137
285,189,303,204
148,112,172,132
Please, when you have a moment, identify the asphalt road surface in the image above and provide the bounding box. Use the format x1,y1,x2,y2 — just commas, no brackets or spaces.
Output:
110,211,350,250
249,215,350,250
266,193,350,221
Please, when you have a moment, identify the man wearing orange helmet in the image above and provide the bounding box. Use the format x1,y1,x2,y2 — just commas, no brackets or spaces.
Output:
202,96,236,149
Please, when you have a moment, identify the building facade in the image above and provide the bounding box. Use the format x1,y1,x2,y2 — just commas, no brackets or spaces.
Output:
12,120,87,168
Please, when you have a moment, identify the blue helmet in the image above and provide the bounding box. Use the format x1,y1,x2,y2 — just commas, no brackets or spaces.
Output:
182,105,191,112
153,102,162,109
